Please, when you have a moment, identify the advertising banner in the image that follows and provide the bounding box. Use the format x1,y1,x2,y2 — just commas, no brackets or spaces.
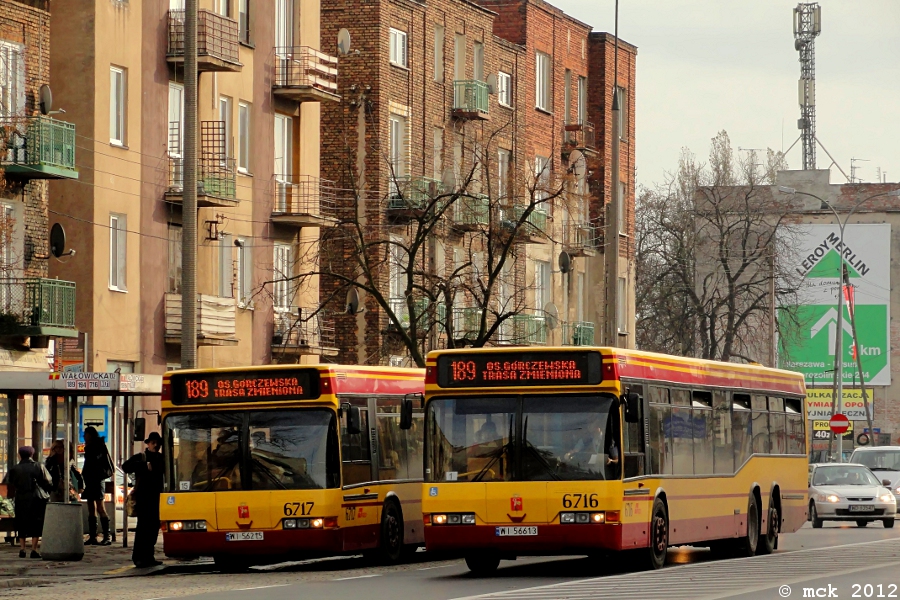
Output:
779,224,891,386
805,388,874,421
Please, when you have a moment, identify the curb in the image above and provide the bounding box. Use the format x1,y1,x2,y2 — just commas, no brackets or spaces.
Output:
0,577,49,590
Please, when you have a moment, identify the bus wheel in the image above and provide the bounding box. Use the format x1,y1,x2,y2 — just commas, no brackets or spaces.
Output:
465,554,501,575
757,502,779,555
810,502,823,528
644,498,668,570
736,495,760,557
379,500,404,564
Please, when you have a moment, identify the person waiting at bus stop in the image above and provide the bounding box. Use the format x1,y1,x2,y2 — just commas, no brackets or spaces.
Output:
81,426,114,546
123,432,165,568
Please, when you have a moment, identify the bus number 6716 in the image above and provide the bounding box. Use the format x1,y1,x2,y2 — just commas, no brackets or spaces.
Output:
562,493,599,509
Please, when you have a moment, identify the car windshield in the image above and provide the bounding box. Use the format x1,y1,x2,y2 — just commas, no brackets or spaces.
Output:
812,465,880,487
164,409,340,492
425,394,617,482
850,451,900,471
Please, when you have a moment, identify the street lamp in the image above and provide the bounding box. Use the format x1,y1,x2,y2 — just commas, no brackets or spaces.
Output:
779,185,900,461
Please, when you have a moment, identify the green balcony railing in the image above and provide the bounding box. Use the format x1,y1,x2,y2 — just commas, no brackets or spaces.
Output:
1,116,78,179
561,321,595,346
453,80,489,115
168,157,237,201
504,205,548,234
0,277,77,337
388,297,433,330
388,176,442,211
454,194,490,228
511,313,547,345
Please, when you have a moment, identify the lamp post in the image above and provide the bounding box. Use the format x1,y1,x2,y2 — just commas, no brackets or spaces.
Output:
779,186,900,460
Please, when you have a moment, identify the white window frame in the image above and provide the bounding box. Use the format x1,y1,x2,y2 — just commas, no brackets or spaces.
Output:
454,34,465,81
498,71,512,107
168,82,184,157
0,41,25,118
110,66,126,146
534,260,550,312
577,76,587,125
576,273,585,322
389,28,408,68
238,0,250,44
433,25,444,82
473,41,484,82
167,223,182,294
535,51,551,112
534,155,549,205
389,113,407,192
498,148,510,200
238,102,250,173
219,233,233,298
274,114,292,211
618,182,626,234
564,69,571,124
617,276,627,333
275,0,293,49
273,243,293,312
219,95,233,159
215,0,231,16
617,86,628,141
432,127,443,181
109,213,127,291
236,239,251,306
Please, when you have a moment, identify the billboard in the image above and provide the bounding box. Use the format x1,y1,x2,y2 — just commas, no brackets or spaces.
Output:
805,388,874,421
779,224,890,386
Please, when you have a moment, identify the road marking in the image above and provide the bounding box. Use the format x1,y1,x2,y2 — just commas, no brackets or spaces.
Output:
233,585,291,591
105,565,135,575
333,574,383,581
418,565,454,571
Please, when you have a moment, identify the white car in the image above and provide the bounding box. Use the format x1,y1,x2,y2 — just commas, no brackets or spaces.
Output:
808,463,896,528
849,447,900,506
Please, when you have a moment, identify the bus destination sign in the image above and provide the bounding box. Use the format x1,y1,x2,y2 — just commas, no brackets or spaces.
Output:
169,369,320,405
436,351,602,388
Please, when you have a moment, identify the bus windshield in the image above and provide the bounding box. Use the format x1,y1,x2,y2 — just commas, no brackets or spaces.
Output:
426,394,617,483
165,408,340,492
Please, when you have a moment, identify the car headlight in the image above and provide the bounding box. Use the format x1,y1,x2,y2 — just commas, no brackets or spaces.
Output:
895,486,900,495
826,494,840,503
880,494,895,503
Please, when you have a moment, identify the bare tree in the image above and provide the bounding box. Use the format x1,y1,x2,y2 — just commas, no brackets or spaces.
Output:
635,131,803,362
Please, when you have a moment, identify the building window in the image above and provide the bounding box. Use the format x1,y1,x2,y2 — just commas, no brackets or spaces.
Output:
219,96,233,158
238,102,250,172
534,155,549,204
239,0,250,43
498,71,512,107
389,234,403,302
617,277,627,333
167,223,182,293
433,25,444,82
535,51,551,112
564,69,571,123
576,273,585,322
275,0,292,48
618,182,626,233
389,28,408,68
578,76,587,125
498,148,510,199
0,41,25,117
236,239,251,305
109,214,127,291
432,127,443,181
454,34,465,80
274,114,292,211
534,260,550,312
110,66,126,145
168,83,184,157
389,113,407,191
616,86,628,141
215,0,231,16
219,233,233,298
273,243,293,311
473,41,484,82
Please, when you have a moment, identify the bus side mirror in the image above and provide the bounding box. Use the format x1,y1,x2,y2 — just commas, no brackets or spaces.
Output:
623,392,641,423
133,417,146,442
400,398,413,430
346,405,362,435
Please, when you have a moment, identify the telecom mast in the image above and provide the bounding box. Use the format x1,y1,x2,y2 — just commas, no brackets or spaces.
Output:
793,3,821,171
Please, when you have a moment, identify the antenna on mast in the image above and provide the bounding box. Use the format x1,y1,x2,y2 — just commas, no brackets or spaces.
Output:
793,3,821,171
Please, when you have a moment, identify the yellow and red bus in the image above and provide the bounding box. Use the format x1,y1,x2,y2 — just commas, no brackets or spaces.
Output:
159,364,424,567
421,347,808,573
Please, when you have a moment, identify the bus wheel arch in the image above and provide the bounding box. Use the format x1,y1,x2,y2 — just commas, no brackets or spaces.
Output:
644,494,669,570
379,497,405,564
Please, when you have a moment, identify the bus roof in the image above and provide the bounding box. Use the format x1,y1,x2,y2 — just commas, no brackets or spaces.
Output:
425,347,805,397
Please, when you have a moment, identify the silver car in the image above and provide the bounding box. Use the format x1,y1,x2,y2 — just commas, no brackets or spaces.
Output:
849,447,900,507
808,463,896,528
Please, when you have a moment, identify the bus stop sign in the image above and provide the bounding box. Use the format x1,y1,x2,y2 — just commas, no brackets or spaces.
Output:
829,413,850,435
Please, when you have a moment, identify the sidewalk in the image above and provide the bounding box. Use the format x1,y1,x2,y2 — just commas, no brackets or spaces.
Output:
0,537,177,589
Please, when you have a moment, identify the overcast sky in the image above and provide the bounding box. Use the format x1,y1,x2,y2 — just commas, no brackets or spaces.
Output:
552,0,900,189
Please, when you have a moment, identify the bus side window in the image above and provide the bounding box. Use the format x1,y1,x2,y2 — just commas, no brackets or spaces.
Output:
732,394,752,470
768,397,786,454
623,384,645,478
691,391,714,475
712,390,733,474
785,398,805,455
341,401,372,486
751,394,769,455
649,401,672,475
375,396,424,481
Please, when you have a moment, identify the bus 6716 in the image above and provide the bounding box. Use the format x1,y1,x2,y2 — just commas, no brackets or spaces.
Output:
421,347,808,573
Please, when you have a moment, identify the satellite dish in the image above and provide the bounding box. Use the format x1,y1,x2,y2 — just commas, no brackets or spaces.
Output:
39,84,52,115
337,29,352,56
50,223,67,258
486,73,498,95
568,149,586,179
544,303,559,330
558,251,572,274
346,288,361,314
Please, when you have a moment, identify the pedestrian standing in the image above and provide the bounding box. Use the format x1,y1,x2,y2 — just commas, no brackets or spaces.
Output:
5,447,53,558
123,432,164,567
46,440,84,503
81,426,114,545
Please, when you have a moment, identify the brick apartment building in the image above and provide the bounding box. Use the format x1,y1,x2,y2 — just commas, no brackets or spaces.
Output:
320,0,637,365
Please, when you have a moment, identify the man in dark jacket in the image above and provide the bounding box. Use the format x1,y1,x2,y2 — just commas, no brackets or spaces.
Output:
123,432,165,567
81,426,113,545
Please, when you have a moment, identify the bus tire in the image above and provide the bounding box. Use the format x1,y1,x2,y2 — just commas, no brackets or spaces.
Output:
379,500,404,564
757,501,779,555
810,502,823,528
734,494,759,557
214,556,248,572
465,553,501,575
643,498,668,570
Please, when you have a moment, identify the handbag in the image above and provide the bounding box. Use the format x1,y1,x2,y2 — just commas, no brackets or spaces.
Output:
32,474,50,502
125,488,138,517
99,449,115,481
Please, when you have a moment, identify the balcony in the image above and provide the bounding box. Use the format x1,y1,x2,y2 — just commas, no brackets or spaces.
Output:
272,175,338,227
0,278,77,338
511,313,547,345
562,121,596,156
167,9,242,72
165,157,238,208
452,80,489,120
164,293,237,346
1,116,78,180
499,205,549,244
272,310,338,356
273,47,340,103
386,297,432,335
561,321,595,346
452,194,490,231
566,221,597,257
387,176,442,218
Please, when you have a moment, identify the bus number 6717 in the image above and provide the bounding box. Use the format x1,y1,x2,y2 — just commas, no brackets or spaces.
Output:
283,502,314,516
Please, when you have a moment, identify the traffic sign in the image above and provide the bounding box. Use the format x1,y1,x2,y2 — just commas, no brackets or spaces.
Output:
829,413,850,435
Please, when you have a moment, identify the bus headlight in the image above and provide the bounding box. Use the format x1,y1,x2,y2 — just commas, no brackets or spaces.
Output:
433,514,448,525
591,512,606,523
461,514,476,525
167,520,205,531
560,513,575,524
169,521,183,531
561,512,606,524
430,513,474,525
311,518,325,529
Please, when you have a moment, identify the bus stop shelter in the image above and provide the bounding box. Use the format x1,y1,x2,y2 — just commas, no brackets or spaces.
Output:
1,371,162,545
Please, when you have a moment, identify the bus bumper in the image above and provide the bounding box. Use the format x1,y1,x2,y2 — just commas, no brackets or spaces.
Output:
425,524,623,554
163,529,343,558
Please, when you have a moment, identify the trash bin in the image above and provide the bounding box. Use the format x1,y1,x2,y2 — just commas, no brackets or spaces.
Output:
41,502,84,561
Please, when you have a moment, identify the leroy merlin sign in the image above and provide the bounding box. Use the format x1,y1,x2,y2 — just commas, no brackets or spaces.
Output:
779,224,890,386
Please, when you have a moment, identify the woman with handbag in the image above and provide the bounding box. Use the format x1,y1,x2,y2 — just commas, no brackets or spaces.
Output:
81,426,113,546
46,440,84,503
6,446,53,558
